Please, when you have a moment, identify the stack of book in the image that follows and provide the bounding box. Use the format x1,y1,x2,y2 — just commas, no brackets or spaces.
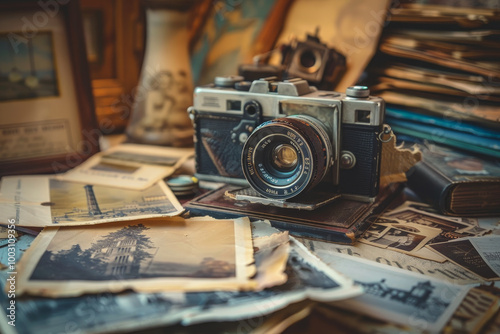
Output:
365,1,500,158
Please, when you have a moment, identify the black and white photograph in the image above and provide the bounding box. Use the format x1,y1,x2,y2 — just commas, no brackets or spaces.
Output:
317,252,469,333
361,222,388,241
388,200,483,227
369,228,425,251
360,220,441,255
16,217,256,297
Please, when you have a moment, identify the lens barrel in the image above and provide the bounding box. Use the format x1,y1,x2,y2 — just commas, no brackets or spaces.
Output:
241,115,332,199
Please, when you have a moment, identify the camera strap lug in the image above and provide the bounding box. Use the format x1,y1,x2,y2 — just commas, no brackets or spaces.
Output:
379,124,394,143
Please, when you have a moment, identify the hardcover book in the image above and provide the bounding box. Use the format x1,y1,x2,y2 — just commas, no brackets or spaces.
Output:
185,183,403,244
406,145,500,217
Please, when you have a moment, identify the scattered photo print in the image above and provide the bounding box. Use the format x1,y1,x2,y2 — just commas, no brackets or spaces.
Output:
322,253,469,333
428,239,499,281
360,219,441,257
16,217,255,296
48,179,179,224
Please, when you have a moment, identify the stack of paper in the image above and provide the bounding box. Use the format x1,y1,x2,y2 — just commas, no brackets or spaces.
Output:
366,2,500,158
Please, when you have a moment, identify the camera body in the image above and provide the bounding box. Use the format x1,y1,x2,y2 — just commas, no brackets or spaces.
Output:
238,31,346,91
280,31,346,90
189,76,385,202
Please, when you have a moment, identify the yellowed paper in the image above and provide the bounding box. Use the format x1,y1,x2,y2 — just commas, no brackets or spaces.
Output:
15,217,256,297
0,176,184,227
58,144,194,190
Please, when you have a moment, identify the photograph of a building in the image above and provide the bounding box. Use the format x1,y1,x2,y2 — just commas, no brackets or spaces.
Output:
29,219,239,282
358,279,435,309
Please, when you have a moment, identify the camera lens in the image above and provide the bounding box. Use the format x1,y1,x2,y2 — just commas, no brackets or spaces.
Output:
272,144,298,171
298,49,321,74
241,115,333,199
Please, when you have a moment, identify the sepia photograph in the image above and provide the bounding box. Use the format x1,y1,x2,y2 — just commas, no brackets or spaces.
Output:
3,233,359,334
0,32,59,101
360,220,441,255
48,179,182,224
359,222,390,242
16,217,256,297
369,228,425,252
0,176,184,227
58,144,194,190
384,208,471,232
382,207,480,244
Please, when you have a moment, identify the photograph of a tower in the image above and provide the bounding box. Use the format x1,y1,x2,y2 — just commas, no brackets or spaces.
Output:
48,179,180,224
16,217,255,297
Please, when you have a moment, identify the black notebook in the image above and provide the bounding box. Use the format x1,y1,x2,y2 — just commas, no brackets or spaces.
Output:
406,146,500,217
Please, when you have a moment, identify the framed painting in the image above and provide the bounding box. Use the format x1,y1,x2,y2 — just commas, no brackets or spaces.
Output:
0,0,100,176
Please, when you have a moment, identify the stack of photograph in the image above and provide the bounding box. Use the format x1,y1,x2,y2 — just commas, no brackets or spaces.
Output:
365,1,500,158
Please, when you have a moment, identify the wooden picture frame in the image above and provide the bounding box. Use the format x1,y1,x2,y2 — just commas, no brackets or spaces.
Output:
0,0,100,176
80,0,145,134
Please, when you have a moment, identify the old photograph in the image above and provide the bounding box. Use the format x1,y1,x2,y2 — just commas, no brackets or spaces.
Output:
381,207,481,244
180,237,362,326
388,200,483,226
469,236,500,277
58,144,194,190
360,223,388,242
384,208,471,232
317,252,469,333
370,228,425,251
0,32,59,101
0,176,184,227
1,233,359,334
444,287,500,333
48,179,182,224
300,238,482,284
428,238,500,281
360,220,441,255
16,217,256,297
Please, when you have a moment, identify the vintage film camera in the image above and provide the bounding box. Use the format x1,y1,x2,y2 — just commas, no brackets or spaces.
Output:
280,30,346,90
189,76,385,206
239,29,346,91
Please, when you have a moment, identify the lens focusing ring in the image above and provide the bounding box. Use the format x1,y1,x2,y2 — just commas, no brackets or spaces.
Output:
241,115,332,199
